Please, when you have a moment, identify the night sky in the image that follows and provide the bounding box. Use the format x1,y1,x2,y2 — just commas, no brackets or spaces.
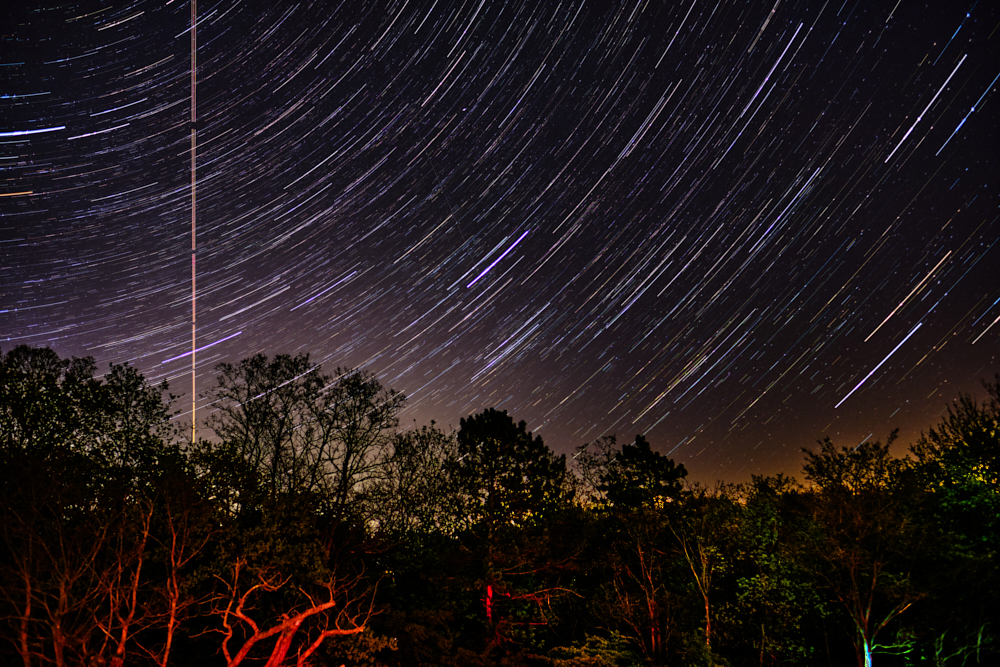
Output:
3,0,998,482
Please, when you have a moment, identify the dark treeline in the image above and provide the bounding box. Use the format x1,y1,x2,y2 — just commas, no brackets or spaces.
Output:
1,346,996,667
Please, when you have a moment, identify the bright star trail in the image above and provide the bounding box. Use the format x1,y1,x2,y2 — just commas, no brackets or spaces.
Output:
836,323,923,409
3,0,997,481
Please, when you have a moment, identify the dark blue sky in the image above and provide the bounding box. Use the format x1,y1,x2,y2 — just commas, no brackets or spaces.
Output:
4,0,998,481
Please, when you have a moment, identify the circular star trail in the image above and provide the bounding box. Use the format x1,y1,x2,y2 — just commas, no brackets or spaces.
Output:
3,0,998,481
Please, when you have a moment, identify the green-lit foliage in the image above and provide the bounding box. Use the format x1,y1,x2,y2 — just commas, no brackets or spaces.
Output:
722,474,827,666
902,378,1000,666
910,377,1000,545
549,631,645,666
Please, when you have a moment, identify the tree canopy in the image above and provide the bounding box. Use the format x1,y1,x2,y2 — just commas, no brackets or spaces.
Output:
0,345,996,667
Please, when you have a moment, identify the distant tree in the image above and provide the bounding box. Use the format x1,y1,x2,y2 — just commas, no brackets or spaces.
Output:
575,435,619,506
200,353,322,514
576,435,687,510
320,368,406,520
362,422,457,536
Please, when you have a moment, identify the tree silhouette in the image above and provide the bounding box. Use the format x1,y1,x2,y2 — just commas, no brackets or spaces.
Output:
449,408,576,654
201,354,403,521
577,434,687,510
3,345,998,665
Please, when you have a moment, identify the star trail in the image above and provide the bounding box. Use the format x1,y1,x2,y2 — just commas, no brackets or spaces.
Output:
3,0,998,481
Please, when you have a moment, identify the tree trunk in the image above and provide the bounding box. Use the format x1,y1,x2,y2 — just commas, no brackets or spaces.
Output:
703,594,712,648
647,597,659,661
263,621,302,667
17,574,32,667
52,623,65,667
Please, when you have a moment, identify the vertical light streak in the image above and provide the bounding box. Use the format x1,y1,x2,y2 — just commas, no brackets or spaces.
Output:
836,323,922,408
190,0,197,444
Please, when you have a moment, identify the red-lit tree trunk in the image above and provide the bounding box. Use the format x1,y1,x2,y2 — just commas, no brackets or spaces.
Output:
669,487,739,653
215,559,371,667
93,503,155,667
606,508,675,665
155,492,212,667
9,562,34,667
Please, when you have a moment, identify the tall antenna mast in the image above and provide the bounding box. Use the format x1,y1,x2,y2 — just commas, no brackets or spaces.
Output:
190,0,198,444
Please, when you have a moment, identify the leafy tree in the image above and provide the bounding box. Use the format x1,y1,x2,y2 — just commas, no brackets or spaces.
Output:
604,435,688,510
724,475,826,666
667,484,739,659
904,378,1000,665
0,345,98,455
910,376,1000,547
451,408,571,533
801,434,924,667
594,505,682,664
0,346,183,667
575,435,689,664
